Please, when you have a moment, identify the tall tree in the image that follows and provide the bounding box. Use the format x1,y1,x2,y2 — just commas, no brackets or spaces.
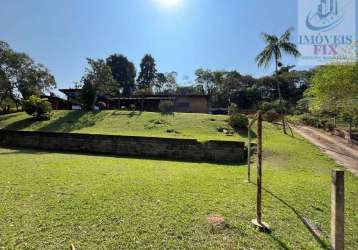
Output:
306,63,358,142
106,54,136,97
154,73,166,94
17,63,56,99
137,54,157,93
154,72,177,94
0,41,56,111
82,58,116,96
80,78,97,111
195,69,216,97
80,58,116,110
255,28,301,134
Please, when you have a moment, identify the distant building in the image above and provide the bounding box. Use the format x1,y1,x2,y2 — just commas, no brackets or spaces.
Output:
59,88,82,103
41,95,71,110
59,89,210,113
57,88,84,110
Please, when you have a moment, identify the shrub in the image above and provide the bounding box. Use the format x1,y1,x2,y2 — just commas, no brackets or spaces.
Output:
260,100,287,113
299,113,314,126
295,98,310,115
263,110,281,123
260,101,275,112
229,113,249,130
159,100,175,115
97,101,107,110
325,122,335,132
299,113,321,127
228,103,238,115
217,127,225,132
260,101,280,112
129,104,136,111
23,95,52,120
166,129,180,134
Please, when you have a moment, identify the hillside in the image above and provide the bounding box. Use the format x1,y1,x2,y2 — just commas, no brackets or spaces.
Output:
0,111,244,142
0,117,357,248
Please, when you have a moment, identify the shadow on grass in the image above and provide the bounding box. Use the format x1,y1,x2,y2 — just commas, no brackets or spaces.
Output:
270,122,295,138
37,111,108,133
2,111,110,133
236,128,257,139
0,146,245,167
2,117,39,131
250,183,330,249
111,110,142,118
268,233,290,250
0,113,22,123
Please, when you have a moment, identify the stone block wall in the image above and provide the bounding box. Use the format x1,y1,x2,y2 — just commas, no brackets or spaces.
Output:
0,130,246,163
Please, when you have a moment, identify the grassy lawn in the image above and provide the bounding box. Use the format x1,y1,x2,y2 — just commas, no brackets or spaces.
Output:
0,111,243,142
0,121,357,249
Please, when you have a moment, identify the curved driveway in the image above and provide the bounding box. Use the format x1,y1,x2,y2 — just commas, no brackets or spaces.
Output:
292,125,358,176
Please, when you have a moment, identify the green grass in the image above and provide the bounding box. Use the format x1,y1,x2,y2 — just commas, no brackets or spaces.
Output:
0,122,357,249
0,111,244,141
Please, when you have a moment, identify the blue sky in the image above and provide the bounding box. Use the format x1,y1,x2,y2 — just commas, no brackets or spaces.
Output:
0,0,357,92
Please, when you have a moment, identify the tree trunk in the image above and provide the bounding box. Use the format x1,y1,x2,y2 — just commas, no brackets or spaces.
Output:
333,117,336,128
0,89,10,113
348,119,352,144
275,55,287,134
141,95,144,111
0,90,8,109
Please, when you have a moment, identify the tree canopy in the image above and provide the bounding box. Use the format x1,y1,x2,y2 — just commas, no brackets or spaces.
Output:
195,69,217,97
306,63,358,118
153,72,177,94
304,62,358,140
106,54,136,97
137,54,157,93
81,58,116,97
80,58,116,110
0,41,56,110
255,28,300,70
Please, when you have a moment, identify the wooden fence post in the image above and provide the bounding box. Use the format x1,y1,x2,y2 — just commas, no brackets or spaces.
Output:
331,170,344,250
247,129,251,182
256,111,263,224
247,115,258,183
251,111,270,231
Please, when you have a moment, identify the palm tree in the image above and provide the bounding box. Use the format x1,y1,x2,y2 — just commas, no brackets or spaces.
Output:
256,28,301,134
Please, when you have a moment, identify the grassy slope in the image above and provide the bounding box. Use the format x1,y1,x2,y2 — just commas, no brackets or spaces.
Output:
0,111,243,142
0,122,357,249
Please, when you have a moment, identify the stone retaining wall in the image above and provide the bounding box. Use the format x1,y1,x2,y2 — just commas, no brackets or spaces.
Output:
0,130,246,163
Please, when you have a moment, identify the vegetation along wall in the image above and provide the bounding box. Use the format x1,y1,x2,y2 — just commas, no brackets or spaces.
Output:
0,130,245,163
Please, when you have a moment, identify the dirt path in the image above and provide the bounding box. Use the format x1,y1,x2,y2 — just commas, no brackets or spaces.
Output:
292,125,358,176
